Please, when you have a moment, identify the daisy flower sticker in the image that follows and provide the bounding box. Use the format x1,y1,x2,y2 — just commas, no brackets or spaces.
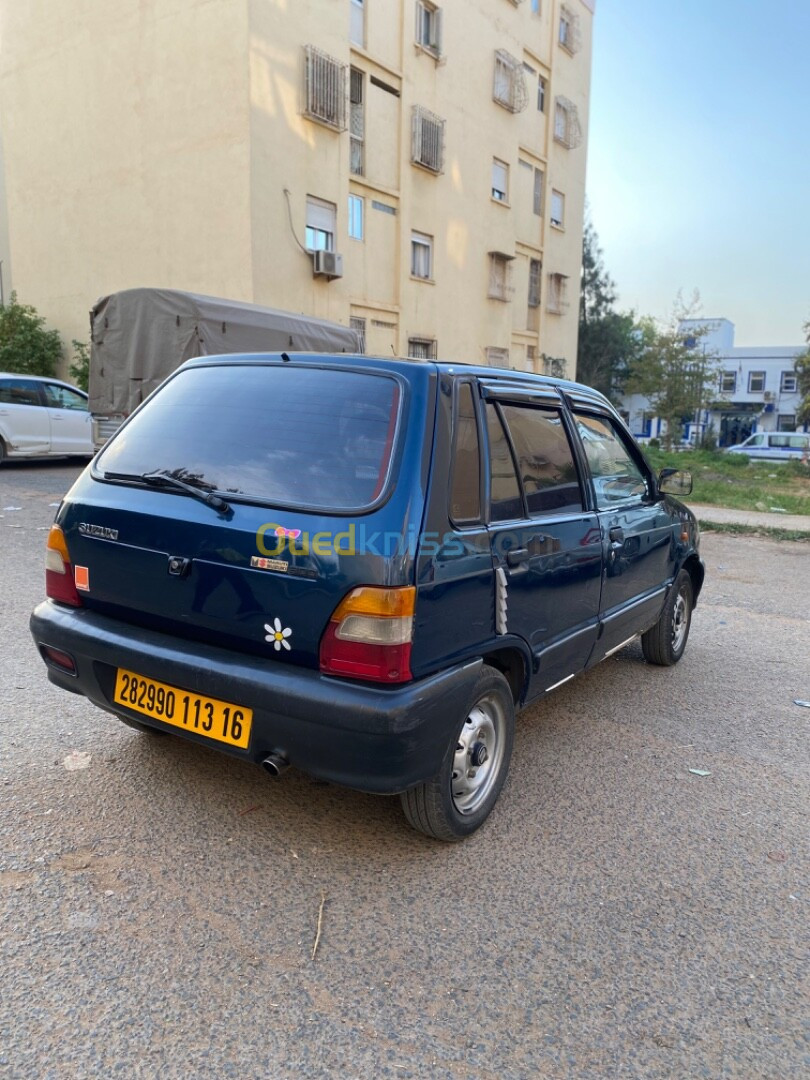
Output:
265,617,292,651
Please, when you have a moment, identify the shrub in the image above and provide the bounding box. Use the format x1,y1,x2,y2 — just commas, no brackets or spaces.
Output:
69,340,90,391
0,293,63,377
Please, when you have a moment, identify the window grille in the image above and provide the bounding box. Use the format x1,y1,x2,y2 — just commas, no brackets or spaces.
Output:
303,45,348,131
528,259,542,307
542,355,566,377
553,97,582,149
493,50,528,113
485,347,510,369
411,105,445,173
558,5,581,54
546,273,568,315
488,252,514,301
408,337,438,360
415,1,443,57
350,316,367,353
350,68,364,175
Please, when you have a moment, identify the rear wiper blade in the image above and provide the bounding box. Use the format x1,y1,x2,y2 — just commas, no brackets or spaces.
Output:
104,470,232,515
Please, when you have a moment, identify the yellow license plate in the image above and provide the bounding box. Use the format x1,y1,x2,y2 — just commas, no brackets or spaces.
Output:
113,668,252,749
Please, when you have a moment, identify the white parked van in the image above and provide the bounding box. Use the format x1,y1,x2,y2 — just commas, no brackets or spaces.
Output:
725,431,810,461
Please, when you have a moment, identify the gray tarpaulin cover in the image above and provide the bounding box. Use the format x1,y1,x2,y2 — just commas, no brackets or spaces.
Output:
88,287,361,415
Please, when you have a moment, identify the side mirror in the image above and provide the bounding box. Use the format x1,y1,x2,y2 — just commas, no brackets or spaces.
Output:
658,468,692,497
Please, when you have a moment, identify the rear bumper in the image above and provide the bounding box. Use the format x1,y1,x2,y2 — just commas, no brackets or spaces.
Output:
30,601,481,794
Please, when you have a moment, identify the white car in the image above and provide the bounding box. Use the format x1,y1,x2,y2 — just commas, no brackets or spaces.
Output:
725,431,810,462
0,373,94,463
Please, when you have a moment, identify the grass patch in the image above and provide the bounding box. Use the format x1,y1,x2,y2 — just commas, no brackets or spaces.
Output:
698,520,810,542
644,447,810,516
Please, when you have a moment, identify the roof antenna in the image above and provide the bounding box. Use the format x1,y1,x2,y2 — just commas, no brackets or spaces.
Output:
390,344,395,355
281,352,291,363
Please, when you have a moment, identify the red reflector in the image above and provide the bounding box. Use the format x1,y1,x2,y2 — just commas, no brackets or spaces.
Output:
319,622,412,684
40,645,77,674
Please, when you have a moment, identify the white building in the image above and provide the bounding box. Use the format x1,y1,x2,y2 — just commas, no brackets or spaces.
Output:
623,319,806,447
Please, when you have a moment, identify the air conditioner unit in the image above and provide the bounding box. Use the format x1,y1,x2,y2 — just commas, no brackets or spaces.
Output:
312,250,343,279
763,391,774,402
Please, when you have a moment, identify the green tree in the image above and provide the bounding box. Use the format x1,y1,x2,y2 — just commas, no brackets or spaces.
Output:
625,293,720,451
795,320,810,426
0,293,63,377
577,218,640,401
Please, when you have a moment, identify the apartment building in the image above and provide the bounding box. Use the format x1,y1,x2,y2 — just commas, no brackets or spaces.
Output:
623,319,807,446
0,0,594,375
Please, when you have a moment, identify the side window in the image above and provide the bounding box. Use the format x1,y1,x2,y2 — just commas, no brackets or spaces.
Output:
0,378,42,406
499,404,583,517
770,435,789,448
449,383,481,523
44,384,88,410
486,403,523,522
574,413,648,508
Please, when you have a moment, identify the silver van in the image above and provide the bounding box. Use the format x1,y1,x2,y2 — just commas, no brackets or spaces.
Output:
725,431,810,461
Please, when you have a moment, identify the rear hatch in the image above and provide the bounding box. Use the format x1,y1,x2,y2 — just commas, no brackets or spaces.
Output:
58,357,433,674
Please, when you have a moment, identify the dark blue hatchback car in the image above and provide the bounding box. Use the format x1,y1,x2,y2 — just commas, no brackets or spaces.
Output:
31,354,704,839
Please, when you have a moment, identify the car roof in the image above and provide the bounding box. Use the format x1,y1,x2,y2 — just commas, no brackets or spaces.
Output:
0,372,83,388
181,352,612,408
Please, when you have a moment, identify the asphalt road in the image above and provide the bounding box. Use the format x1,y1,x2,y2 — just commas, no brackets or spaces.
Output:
1,461,807,1079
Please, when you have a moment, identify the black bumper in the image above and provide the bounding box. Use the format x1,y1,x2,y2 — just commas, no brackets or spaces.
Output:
30,602,481,794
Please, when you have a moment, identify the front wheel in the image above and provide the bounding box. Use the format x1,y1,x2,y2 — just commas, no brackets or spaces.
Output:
641,569,693,666
400,666,515,841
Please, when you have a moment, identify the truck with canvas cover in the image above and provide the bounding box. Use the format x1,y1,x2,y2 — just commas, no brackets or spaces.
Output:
88,288,361,446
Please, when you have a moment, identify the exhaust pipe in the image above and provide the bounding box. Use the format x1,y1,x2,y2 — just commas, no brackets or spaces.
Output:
261,752,290,779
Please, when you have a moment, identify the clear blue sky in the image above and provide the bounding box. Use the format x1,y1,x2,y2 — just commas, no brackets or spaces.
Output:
586,0,810,346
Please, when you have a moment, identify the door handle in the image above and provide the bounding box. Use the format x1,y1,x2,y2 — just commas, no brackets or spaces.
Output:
609,526,624,545
506,547,530,567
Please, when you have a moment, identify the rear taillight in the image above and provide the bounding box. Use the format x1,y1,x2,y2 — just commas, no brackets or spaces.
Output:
319,586,415,684
45,525,83,607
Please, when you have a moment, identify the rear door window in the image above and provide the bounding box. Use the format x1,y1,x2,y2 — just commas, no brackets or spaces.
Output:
0,378,43,406
96,364,401,512
499,404,583,517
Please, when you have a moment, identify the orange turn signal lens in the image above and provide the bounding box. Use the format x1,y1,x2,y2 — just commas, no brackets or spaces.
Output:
330,586,415,620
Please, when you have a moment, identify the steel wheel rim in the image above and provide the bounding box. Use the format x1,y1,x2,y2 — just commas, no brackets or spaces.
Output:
671,587,689,653
451,693,506,816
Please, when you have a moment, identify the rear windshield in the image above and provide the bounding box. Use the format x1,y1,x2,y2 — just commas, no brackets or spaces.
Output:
96,364,401,511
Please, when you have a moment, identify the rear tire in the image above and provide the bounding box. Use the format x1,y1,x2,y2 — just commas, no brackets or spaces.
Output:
641,569,693,666
400,665,514,841
0,437,6,465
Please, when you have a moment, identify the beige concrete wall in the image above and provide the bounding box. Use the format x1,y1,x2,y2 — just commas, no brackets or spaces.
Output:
0,0,592,378
0,0,252,358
